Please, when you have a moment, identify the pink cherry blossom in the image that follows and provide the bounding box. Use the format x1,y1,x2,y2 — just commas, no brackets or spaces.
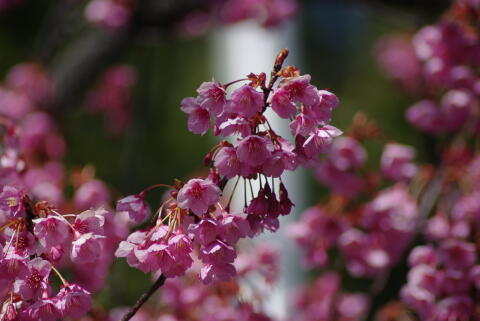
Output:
177,178,221,215
85,0,132,29
3,303,17,321
33,216,71,248
74,179,111,209
199,240,236,265
228,85,264,118
73,208,106,235
262,150,288,177
406,100,443,134
304,90,339,124
14,258,51,300
262,141,297,177
381,143,417,181
218,116,251,137
200,263,236,284
196,81,227,116
214,146,242,179
336,294,369,321
134,242,173,274
218,213,250,244
280,75,318,106
116,194,150,223
302,125,342,158
408,245,438,267
438,240,476,270
71,233,105,264
289,112,317,137
7,230,36,257
20,298,60,321
235,135,271,166
0,185,25,219
55,284,92,318
165,234,193,277
187,107,211,135
407,264,442,295
115,230,149,269
180,97,211,135
329,137,367,171
188,218,218,245
440,89,473,131
271,88,296,118
246,188,269,217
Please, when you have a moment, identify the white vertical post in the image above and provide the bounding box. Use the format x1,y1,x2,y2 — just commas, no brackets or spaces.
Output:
210,21,304,319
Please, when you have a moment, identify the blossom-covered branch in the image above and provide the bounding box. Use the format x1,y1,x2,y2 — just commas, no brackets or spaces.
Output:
114,48,342,320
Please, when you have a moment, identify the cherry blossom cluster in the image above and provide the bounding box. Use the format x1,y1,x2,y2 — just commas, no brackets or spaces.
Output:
0,62,132,320
0,63,64,205
376,1,480,136
2,2,300,320
115,49,341,285
376,34,422,96
85,65,137,135
290,272,369,321
284,108,445,320
399,151,480,320
290,184,418,278
289,118,419,277
313,118,417,199
215,0,297,28
0,200,104,320
312,1,480,319
83,0,297,34
178,0,297,37
109,244,278,321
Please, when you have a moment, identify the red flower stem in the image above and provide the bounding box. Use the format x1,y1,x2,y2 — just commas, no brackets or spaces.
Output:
0,220,18,233
248,179,255,199
243,178,247,208
150,197,173,225
139,184,174,198
120,274,167,321
223,78,248,88
226,177,240,211
51,265,69,286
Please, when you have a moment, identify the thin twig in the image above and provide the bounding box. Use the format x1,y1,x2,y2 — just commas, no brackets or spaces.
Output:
120,274,167,321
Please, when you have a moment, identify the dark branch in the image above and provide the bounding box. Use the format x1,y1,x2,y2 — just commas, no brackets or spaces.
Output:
120,274,167,321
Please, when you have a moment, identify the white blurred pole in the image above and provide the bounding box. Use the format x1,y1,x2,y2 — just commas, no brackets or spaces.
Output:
210,21,304,319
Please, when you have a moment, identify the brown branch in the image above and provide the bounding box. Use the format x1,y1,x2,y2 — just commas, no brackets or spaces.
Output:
120,274,167,321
